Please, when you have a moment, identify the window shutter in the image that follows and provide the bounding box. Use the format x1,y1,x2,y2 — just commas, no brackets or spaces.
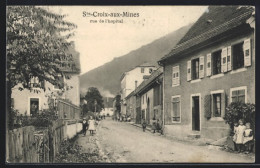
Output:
176,66,180,85
206,53,212,76
199,56,204,78
227,46,232,71
221,47,228,72
187,60,191,81
172,67,176,86
244,38,251,66
221,92,226,118
204,95,211,119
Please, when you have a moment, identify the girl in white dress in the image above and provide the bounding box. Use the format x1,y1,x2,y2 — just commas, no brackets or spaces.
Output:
235,119,246,152
88,116,96,136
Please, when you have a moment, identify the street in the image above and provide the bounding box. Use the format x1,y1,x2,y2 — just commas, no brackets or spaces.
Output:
78,117,255,163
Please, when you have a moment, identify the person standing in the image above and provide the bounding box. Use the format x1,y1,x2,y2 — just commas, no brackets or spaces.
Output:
82,118,88,136
151,117,157,133
142,119,147,132
88,116,96,136
235,119,246,152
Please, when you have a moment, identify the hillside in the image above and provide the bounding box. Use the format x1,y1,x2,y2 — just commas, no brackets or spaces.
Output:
80,23,193,97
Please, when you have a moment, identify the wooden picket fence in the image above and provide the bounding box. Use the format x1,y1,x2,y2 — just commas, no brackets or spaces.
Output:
7,119,81,163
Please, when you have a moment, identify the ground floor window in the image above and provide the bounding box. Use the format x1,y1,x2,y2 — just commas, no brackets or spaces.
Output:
231,87,246,103
30,98,39,116
212,93,221,117
172,96,180,122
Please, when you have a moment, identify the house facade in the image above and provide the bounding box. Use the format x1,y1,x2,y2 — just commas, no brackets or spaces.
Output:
11,41,81,118
120,63,157,116
134,67,163,125
158,6,255,140
100,97,114,116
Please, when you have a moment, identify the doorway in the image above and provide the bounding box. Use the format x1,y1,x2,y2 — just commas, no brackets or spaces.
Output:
30,98,39,116
192,96,200,131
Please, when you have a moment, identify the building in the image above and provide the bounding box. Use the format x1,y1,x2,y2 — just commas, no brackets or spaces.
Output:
11,41,81,119
120,62,157,116
100,97,114,116
158,6,255,140
125,91,136,121
133,67,163,125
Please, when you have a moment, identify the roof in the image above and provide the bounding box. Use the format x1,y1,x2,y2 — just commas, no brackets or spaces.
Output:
134,67,163,95
159,6,254,63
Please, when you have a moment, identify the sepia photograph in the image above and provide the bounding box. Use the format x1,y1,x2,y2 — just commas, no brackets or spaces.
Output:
6,5,255,163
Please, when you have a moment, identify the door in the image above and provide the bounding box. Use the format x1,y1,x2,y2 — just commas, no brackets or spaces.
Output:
192,96,200,131
146,98,150,124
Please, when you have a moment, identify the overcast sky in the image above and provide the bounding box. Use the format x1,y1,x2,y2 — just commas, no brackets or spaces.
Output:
47,6,208,74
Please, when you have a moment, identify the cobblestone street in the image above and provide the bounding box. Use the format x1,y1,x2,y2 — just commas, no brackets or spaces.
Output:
76,117,255,163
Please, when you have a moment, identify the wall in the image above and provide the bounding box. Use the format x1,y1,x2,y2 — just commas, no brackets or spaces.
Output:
163,30,255,140
140,88,154,124
12,74,80,115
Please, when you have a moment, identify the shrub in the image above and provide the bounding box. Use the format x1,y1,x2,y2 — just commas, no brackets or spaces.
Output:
224,102,255,135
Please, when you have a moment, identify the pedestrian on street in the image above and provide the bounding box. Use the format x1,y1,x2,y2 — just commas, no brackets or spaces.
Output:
82,118,88,136
142,119,147,132
151,117,157,133
88,116,96,136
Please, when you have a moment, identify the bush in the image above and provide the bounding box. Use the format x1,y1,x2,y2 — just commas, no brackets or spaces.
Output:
224,102,255,135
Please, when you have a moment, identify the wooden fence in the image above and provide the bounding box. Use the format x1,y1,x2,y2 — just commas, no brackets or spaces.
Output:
7,119,82,163
57,99,81,119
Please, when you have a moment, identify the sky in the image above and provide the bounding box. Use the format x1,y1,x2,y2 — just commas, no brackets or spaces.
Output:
47,6,208,74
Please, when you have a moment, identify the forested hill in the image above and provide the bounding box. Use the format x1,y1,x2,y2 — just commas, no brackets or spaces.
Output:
80,23,193,97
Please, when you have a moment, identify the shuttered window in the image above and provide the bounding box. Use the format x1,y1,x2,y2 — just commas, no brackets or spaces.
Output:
212,50,222,75
206,53,212,76
30,76,45,88
232,42,244,70
172,65,180,86
192,58,199,80
244,38,251,66
172,96,180,122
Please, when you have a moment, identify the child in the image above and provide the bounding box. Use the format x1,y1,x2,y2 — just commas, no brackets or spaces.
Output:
243,122,254,154
142,119,147,132
82,118,88,136
235,119,246,153
233,122,239,151
88,116,95,136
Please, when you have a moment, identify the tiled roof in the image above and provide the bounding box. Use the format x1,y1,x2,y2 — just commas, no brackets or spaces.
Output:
134,67,163,95
159,6,254,63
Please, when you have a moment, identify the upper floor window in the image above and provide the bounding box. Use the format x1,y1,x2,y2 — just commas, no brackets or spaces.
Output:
30,76,44,88
212,50,222,75
141,68,144,73
172,65,180,86
192,58,199,80
135,80,138,89
232,42,244,70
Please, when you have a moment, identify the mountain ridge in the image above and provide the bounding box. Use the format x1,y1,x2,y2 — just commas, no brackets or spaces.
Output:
80,23,193,97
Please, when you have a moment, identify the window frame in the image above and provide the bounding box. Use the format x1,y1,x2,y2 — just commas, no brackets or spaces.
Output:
171,95,181,123
230,86,247,104
191,58,200,80
232,41,245,70
212,50,222,75
172,65,180,87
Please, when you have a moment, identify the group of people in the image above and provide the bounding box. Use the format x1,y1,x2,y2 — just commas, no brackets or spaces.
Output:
142,118,163,134
82,116,96,136
233,119,254,154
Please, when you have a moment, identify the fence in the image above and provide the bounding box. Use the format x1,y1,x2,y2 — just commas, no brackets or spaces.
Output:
57,99,81,119
7,119,82,163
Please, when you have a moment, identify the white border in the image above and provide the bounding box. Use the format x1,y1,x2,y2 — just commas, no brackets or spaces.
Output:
171,95,181,123
230,86,247,103
190,93,201,132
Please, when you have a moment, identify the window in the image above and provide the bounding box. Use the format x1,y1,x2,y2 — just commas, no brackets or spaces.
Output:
172,66,180,86
231,89,246,103
30,98,39,116
212,50,222,75
135,80,138,89
192,58,199,80
232,42,244,70
141,68,144,73
30,76,44,88
213,94,221,117
154,85,161,106
172,96,181,122
54,76,64,89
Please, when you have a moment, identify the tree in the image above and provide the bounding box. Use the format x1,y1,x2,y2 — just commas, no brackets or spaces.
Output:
84,87,104,113
6,6,77,129
114,95,121,113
